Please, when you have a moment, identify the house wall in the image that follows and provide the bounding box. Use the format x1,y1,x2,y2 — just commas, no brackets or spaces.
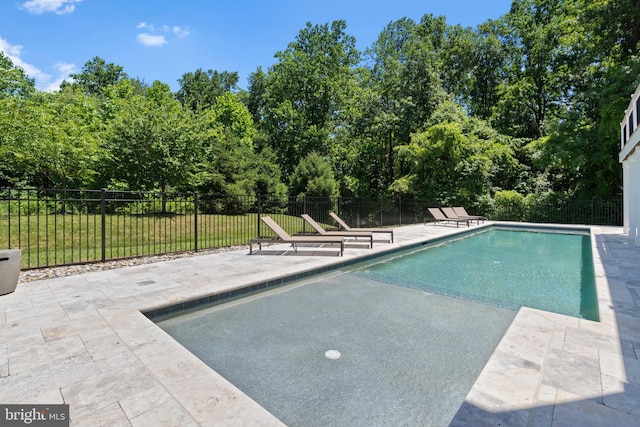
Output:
620,84,640,244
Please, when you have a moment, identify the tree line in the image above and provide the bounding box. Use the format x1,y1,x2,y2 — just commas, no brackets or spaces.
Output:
1,0,639,212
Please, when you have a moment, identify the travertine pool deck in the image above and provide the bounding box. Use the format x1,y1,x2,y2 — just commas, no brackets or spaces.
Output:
1,222,639,426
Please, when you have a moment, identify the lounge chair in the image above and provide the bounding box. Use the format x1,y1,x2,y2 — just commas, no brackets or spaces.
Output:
427,208,469,227
452,206,485,223
251,216,344,256
441,207,482,225
329,212,394,243
301,214,374,248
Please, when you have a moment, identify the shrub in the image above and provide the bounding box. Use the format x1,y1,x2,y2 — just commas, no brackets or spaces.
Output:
492,190,526,221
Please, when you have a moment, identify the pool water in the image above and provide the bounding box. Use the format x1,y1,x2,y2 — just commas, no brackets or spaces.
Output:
351,228,598,321
158,273,516,426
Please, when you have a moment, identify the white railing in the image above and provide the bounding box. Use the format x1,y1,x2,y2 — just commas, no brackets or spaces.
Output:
620,83,640,161
621,82,640,243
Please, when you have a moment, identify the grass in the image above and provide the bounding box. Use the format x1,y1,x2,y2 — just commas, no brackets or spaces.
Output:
0,212,321,269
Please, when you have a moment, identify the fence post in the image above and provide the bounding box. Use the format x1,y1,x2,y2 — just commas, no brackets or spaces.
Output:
194,192,198,253
303,196,308,233
100,189,106,262
257,194,261,237
6,189,11,249
546,202,550,223
380,198,383,226
398,196,402,226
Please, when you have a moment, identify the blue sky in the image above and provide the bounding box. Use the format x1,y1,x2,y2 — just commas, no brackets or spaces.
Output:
1,0,513,92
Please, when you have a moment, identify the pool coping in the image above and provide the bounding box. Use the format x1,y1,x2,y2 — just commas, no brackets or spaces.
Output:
1,221,638,426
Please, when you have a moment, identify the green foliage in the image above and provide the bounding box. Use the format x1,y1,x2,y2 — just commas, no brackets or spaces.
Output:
363,16,448,185
64,56,128,97
207,92,256,145
392,101,519,205
192,93,284,202
492,190,526,220
0,87,104,189
263,20,360,176
246,67,267,125
176,69,239,111
104,81,199,195
1,3,636,206
289,152,339,198
0,52,36,98
0,190,48,215
508,0,640,199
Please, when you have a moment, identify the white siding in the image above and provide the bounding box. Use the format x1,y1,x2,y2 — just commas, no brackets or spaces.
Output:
620,83,640,244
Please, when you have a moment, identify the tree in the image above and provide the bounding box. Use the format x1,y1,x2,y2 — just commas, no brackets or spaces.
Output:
332,77,394,198
439,20,512,119
583,0,640,60
263,20,360,176
104,81,199,208
490,0,570,139
0,96,37,186
0,52,36,98
521,0,640,198
0,86,104,190
289,152,339,198
438,24,477,109
363,15,447,186
207,92,255,144
392,101,519,205
246,67,267,125
176,69,239,111
183,90,286,200
64,56,128,97
0,53,38,186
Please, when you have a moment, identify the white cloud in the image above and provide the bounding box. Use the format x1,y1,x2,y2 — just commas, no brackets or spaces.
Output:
136,22,154,31
173,26,190,38
0,36,76,92
20,0,83,15
136,22,190,47
137,33,167,47
0,37,22,58
0,37,50,82
43,62,77,91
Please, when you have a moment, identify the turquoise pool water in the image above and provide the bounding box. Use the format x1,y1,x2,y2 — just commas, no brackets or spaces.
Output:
159,270,516,426
351,227,599,321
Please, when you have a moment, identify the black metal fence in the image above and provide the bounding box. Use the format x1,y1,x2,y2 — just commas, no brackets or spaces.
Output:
489,199,623,226
0,188,623,269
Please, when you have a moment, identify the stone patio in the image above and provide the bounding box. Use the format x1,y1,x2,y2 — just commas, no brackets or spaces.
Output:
0,222,638,426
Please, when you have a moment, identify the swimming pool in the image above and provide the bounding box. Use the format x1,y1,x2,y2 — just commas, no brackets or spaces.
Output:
351,227,598,321
154,225,598,425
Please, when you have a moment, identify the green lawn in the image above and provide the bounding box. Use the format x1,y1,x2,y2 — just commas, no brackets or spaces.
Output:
0,212,320,269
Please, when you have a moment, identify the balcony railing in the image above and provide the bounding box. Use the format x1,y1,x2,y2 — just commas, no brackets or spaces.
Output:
620,83,640,160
